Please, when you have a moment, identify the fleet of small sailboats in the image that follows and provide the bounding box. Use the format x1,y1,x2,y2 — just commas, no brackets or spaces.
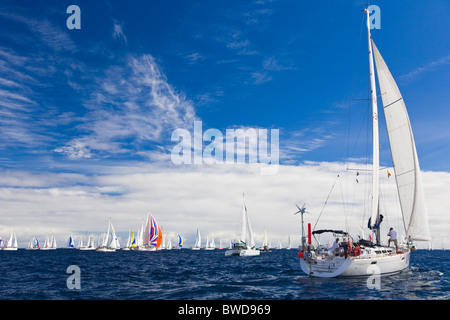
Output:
1,218,293,252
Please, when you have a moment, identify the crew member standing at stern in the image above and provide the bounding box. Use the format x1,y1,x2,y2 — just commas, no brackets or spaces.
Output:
387,227,398,252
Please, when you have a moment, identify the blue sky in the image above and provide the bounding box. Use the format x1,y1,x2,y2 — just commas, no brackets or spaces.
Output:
0,0,449,171
0,0,449,247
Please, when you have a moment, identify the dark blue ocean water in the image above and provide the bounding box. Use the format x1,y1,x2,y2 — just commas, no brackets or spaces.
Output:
0,249,448,300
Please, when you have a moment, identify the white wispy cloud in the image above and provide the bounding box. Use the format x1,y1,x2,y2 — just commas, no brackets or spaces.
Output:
55,54,197,159
113,21,127,44
262,57,296,72
399,53,450,82
0,11,85,153
0,12,76,53
0,9,198,162
279,129,334,164
182,52,206,64
250,71,272,85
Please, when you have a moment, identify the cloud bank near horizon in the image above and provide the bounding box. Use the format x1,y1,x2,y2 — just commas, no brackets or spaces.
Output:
1,161,448,249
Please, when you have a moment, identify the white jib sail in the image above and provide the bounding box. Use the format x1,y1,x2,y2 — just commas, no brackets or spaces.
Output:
372,40,431,241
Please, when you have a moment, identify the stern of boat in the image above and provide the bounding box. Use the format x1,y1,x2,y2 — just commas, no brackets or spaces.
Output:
298,250,353,277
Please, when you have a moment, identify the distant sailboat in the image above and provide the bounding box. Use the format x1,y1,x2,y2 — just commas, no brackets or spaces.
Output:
76,236,84,250
286,235,292,250
41,235,57,250
204,237,216,250
3,229,18,251
276,240,282,250
192,229,201,250
225,195,260,257
96,218,120,252
49,235,57,250
137,213,162,251
178,235,183,249
79,235,96,250
68,236,75,248
26,237,39,250
123,229,136,250
166,237,172,250
259,226,271,252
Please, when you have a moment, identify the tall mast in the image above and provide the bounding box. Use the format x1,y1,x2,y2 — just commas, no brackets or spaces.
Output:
365,8,380,237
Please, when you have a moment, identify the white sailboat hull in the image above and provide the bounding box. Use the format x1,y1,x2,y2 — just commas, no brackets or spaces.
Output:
225,248,260,257
300,250,410,278
136,246,157,251
96,247,117,252
2,247,18,251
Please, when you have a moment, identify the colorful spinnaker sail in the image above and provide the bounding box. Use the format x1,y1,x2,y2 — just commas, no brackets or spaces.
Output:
149,215,162,248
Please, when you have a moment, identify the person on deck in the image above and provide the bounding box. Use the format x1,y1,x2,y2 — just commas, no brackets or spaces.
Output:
340,238,349,259
387,227,398,251
329,238,339,255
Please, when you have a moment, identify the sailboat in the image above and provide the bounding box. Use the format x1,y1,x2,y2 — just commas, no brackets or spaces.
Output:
166,237,172,250
225,196,260,257
2,229,18,251
79,235,96,250
259,226,271,252
178,235,183,249
204,237,216,250
298,9,430,277
26,237,39,250
96,218,120,252
286,235,292,250
49,235,57,250
67,236,75,248
76,236,85,250
137,213,162,251
41,235,57,250
123,229,136,250
192,229,201,250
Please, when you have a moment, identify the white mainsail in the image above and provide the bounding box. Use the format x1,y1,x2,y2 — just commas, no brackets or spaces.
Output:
143,213,150,247
372,40,431,241
50,235,57,249
225,196,260,256
137,219,144,247
3,229,18,250
193,229,201,249
241,201,255,248
109,220,120,249
97,218,120,251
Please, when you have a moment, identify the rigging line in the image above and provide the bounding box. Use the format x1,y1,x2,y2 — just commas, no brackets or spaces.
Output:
313,174,340,231
338,175,349,232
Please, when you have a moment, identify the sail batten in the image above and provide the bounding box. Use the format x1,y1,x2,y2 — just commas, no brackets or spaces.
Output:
372,39,430,241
